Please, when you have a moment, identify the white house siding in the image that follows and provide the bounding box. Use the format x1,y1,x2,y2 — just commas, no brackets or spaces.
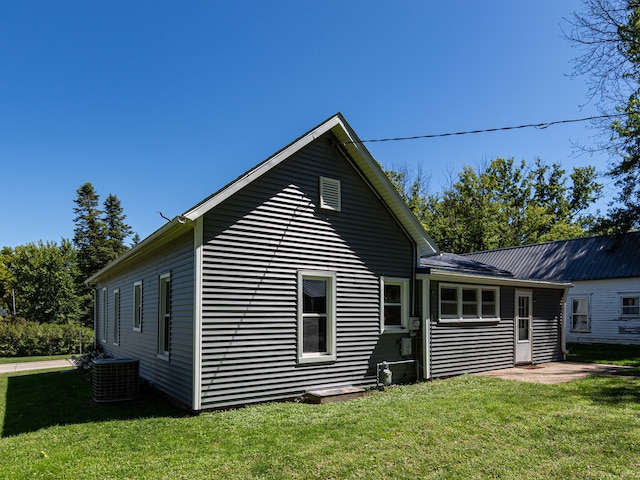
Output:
199,133,415,409
94,230,195,407
566,278,640,345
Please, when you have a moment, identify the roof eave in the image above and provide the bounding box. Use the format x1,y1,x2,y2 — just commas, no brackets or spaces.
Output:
85,216,194,285
427,268,572,289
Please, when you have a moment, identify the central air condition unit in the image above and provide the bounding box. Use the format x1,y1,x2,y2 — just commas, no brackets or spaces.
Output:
92,358,139,403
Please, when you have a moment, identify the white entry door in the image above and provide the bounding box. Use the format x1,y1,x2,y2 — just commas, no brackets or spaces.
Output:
515,290,533,364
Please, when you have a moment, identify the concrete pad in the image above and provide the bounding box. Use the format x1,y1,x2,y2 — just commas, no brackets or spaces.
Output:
0,359,75,374
474,361,635,384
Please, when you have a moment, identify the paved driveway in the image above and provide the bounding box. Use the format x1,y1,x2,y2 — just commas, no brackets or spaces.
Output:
475,361,635,384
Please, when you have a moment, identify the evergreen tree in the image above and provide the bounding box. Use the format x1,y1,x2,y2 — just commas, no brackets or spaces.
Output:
73,182,109,281
72,182,133,325
103,193,132,261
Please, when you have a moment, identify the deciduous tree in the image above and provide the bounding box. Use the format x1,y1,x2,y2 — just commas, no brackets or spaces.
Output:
565,0,640,231
385,158,602,253
8,240,81,324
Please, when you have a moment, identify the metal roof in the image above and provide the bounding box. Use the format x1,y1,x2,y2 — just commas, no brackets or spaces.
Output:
462,232,640,282
420,252,514,277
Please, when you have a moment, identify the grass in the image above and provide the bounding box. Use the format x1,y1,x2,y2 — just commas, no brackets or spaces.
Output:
1,363,639,479
567,342,640,376
0,355,72,365
567,342,640,366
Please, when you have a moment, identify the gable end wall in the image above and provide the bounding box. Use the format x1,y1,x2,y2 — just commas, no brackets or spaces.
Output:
198,133,415,409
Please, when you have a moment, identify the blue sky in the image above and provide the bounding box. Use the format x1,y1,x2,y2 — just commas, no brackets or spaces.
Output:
0,1,613,248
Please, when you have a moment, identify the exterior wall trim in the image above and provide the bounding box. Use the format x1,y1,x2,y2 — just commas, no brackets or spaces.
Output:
192,217,203,411
416,273,431,380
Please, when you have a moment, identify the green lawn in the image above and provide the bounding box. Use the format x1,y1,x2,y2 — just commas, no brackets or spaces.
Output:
567,342,640,366
1,363,639,479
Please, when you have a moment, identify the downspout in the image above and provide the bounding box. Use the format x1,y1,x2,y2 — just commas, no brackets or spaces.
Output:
560,286,570,359
411,245,418,381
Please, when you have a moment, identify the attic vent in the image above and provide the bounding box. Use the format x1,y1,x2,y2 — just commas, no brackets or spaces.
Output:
92,358,139,403
319,177,341,211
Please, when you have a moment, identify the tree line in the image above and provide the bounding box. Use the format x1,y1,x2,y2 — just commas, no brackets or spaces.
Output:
385,158,603,254
0,183,134,327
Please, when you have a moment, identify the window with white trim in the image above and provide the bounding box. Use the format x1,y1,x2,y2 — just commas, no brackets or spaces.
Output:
113,289,120,345
438,284,500,322
158,273,171,357
570,297,590,332
298,271,336,364
319,177,341,211
133,281,142,331
382,278,409,332
621,296,640,317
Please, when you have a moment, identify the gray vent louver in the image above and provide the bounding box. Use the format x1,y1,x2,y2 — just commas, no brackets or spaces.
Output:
92,358,139,403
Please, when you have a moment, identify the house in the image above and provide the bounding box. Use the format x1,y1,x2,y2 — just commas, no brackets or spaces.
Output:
87,114,569,411
463,233,640,345
417,252,570,378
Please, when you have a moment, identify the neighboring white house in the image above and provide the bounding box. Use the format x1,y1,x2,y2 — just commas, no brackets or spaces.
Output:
463,233,640,345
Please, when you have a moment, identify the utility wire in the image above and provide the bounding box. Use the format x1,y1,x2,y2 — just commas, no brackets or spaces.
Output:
345,113,623,144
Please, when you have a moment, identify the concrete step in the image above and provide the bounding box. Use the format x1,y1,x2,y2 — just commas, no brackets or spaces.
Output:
304,386,365,404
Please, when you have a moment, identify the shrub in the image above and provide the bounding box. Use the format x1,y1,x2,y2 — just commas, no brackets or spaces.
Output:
0,318,94,357
71,347,112,378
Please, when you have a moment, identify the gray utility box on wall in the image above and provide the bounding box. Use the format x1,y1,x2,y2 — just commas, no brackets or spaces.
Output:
92,358,139,403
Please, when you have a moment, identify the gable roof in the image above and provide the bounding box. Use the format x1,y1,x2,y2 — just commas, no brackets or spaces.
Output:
182,113,438,257
87,114,438,284
462,232,640,282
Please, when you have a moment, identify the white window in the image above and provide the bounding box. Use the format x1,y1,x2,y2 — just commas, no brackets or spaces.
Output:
571,297,590,332
438,284,500,323
621,296,640,317
319,177,341,211
381,278,409,332
101,287,108,343
158,273,171,357
133,281,142,331
298,271,336,364
113,289,120,345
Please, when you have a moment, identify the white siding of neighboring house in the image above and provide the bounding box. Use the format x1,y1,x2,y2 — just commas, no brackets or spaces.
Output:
566,278,640,345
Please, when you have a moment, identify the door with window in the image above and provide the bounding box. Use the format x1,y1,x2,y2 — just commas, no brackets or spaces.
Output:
515,290,533,364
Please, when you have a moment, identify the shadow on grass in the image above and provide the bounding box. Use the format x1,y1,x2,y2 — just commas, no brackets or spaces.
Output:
580,377,640,405
1,369,188,437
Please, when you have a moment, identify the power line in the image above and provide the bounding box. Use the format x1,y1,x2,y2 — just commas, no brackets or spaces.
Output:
346,113,623,144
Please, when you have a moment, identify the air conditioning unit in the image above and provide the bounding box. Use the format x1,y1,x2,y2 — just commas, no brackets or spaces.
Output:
92,358,139,403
